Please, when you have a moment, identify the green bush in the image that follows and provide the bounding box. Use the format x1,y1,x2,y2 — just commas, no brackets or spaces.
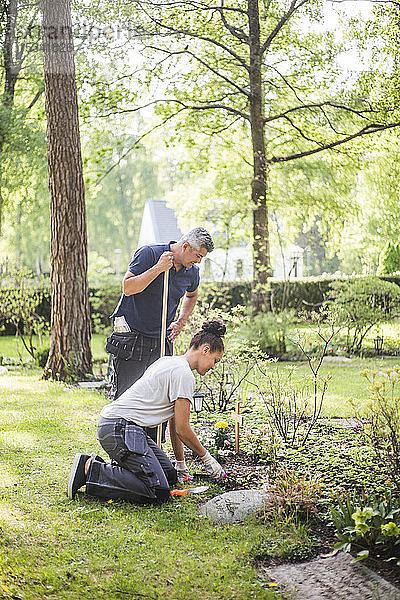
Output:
378,241,400,275
327,277,400,353
199,282,251,310
269,277,336,313
35,345,50,368
89,283,121,333
239,309,296,356
0,268,48,359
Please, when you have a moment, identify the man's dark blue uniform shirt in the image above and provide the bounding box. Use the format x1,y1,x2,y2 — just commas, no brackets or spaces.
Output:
112,242,200,337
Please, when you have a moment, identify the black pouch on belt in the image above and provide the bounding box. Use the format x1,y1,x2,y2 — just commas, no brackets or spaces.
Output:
106,331,139,360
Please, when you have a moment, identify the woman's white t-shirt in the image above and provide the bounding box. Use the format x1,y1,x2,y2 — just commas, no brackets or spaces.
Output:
100,356,195,427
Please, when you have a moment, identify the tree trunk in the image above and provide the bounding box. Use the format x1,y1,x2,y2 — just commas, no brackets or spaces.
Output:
41,0,92,380
248,0,271,313
0,0,19,234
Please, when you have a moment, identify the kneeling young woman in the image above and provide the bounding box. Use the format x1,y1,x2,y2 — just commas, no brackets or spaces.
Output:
68,319,226,503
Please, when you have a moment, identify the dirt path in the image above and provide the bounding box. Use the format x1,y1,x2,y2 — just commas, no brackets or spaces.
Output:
261,552,400,600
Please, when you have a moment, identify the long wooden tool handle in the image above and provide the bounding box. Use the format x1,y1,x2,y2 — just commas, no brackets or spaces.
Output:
157,269,169,448
160,270,169,358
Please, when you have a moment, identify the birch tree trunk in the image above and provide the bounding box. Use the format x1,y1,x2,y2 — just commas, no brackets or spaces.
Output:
248,0,271,312
41,0,92,380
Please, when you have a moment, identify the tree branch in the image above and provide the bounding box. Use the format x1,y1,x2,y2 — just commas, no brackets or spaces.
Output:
25,87,43,111
216,0,249,43
94,107,187,184
261,0,309,54
263,100,377,124
268,122,400,164
132,0,250,72
95,95,250,121
145,44,250,96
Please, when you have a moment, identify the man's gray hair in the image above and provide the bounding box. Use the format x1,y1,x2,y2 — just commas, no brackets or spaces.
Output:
179,227,214,252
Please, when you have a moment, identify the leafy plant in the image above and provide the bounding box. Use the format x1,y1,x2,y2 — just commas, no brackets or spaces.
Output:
377,240,400,275
354,367,400,490
35,344,50,368
263,469,323,520
213,421,234,452
330,490,400,564
242,423,280,464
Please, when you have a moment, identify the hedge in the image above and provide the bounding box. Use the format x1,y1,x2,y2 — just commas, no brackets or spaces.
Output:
2,275,400,335
0,284,122,335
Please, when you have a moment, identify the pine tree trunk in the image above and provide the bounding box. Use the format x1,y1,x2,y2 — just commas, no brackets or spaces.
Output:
248,0,271,313
41,0,92,380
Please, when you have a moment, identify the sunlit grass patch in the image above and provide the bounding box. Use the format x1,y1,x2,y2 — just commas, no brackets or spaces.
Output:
0,371,282,600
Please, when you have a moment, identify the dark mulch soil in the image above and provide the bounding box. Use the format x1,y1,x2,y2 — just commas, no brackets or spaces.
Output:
218,451,269,491
193,451,400,589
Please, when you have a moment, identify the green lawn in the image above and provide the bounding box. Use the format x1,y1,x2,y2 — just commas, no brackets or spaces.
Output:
0,370,285,600
1,334,399,597
265,356,400,418
1,334,399,417
0,334,108,363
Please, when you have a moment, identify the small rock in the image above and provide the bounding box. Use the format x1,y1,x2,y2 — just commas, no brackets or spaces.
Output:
199,488,269,524
77,380,107,389
322,356,352,363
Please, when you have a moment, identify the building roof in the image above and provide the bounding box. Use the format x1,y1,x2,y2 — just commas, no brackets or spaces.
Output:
147,198,183,243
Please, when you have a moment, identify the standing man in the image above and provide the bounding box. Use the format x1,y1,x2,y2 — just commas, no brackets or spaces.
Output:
107,227,214,430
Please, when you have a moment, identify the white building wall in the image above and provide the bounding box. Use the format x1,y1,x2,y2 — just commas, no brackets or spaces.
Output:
272,245,304,279
138,204,157,247
200,246,253,282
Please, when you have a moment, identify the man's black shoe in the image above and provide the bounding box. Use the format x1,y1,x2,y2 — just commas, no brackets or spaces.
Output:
68,453,90,499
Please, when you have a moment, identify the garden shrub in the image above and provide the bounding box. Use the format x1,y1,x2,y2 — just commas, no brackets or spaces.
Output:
35,344,50,368
354,367,400,490
263,469,323,519
377,241,400,275
175,304,262,412
269,277,337,313
0,267,48,359
255,314,337,447
199,282,251,309
330,490,400,564
239,309,296,356
89,283,121,333
327,276,400,353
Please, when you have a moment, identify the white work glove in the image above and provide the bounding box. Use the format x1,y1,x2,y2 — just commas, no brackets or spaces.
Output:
200,451,226,480
175,460,191,483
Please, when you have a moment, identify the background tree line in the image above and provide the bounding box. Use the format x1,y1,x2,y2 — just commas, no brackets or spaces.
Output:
2,0,400,378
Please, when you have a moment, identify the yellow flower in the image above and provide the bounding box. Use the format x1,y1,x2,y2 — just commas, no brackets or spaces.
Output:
215,421,229,430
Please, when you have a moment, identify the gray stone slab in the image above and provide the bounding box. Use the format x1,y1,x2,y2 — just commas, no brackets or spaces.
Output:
199,488,269,524
77,380,107,389
262,551,400,600
322,356,352,363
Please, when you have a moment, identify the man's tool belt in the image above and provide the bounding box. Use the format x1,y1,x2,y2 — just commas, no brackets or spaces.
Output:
106,331,139,361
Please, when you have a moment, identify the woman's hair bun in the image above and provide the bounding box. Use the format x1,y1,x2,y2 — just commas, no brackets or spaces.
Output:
201,319,226,337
